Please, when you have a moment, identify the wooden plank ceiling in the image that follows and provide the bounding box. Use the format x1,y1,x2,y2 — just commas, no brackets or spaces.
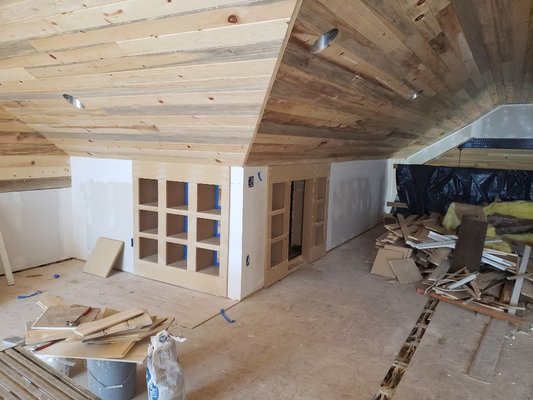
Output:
0,0,299,166
247,0,533,165
0,105,70,192
1,0,531,168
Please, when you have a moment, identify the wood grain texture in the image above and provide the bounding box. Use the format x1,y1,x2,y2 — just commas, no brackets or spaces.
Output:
0,105,70,191
247,0,533,165
427,147,533,170
0,0,299,166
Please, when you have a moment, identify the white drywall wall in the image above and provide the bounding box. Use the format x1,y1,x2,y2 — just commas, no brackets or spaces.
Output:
327,160,387,250
70,157,134,272
228,166,268,300
0,188,72,273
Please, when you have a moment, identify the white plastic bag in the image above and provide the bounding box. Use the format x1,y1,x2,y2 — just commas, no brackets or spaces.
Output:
146,330,186,400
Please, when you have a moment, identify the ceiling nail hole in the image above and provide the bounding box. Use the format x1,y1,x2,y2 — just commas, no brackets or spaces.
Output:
415,14,425,22
63,94,85,109
227,14,238,23
310,28,339,53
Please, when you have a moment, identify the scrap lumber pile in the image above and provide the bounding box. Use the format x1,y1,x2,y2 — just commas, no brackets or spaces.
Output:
372,205,533,326
24,296,174,361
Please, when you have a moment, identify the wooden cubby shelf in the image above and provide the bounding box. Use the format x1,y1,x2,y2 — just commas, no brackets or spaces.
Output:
139,178,158,207
167,181,188,211
167,242,187,270
167,214,187,242
270,240,285,268
197,218,220,248
139,210,158,235
271,214,284,238
139,237,158,264
196,248,220,276
134,161,229,297
271,182,285,211
197,184,221,216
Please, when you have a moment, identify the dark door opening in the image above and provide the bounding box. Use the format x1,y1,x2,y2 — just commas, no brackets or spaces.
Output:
289,180,305,260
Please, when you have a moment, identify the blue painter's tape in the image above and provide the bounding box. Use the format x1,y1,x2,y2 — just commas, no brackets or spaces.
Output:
220,308,235,323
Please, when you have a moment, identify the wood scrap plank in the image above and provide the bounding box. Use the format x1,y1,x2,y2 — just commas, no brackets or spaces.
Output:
416,286,524,325
32,306,91,330
31,340,135,361
427,260,451,281
389,258,422,284
73,308,145,337
370,248,405,279
451,217,488,272
429,248,452,266
397,214,411,242
14,347,97,399
468,318,508,383
77,312,153,341
82,237,124,278
508,245,531,315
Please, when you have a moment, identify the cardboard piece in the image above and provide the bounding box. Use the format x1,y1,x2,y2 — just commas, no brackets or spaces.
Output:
82,237,124,278
389,258,423,284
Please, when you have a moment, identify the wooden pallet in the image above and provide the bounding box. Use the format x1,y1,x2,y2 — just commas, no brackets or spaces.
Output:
0,346,98,400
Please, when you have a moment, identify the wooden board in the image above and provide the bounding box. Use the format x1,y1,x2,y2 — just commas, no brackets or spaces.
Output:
416,286,524,326
32,306,91,330
0,347,98,399
82,237,124,278
468,318,509,383
370,248,405,279
74,308,145,337
31,339,135,361
451,217,488,272
389,258,423,285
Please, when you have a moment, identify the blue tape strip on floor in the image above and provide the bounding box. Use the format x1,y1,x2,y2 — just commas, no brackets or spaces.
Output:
220,308,235,323
17,290,43,299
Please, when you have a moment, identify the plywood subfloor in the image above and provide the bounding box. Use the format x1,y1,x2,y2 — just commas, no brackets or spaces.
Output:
0,259,236,333
0,227,531,399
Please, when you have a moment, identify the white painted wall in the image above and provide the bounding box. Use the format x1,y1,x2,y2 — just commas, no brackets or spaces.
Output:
70,157,134,272
326,160,387,251
0,188,72,274
228,166,268,300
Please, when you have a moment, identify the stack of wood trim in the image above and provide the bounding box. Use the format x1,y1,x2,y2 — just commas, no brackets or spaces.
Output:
24,297,174,362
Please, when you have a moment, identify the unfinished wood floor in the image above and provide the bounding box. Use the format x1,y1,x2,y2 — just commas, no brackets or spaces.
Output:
0,227,531,399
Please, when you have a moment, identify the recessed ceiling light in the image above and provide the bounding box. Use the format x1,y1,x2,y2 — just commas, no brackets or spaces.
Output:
410,90,424,101
63,94,85,109
310,28,339,54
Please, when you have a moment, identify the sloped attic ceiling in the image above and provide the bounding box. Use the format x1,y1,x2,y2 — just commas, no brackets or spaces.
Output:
1,0,531,168
247,0,533,165
0,0,300,166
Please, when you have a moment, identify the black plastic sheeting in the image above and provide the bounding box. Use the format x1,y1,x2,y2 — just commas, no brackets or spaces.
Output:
396,164,533,215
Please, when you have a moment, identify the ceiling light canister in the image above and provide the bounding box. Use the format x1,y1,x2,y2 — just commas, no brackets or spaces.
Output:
63,94,85,109
310,28,339,54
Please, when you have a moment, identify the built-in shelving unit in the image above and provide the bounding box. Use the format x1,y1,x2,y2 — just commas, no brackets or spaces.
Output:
133,161,229,297
265,164,330,288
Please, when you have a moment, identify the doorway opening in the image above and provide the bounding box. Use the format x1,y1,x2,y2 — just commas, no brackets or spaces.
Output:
289,180,305,260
